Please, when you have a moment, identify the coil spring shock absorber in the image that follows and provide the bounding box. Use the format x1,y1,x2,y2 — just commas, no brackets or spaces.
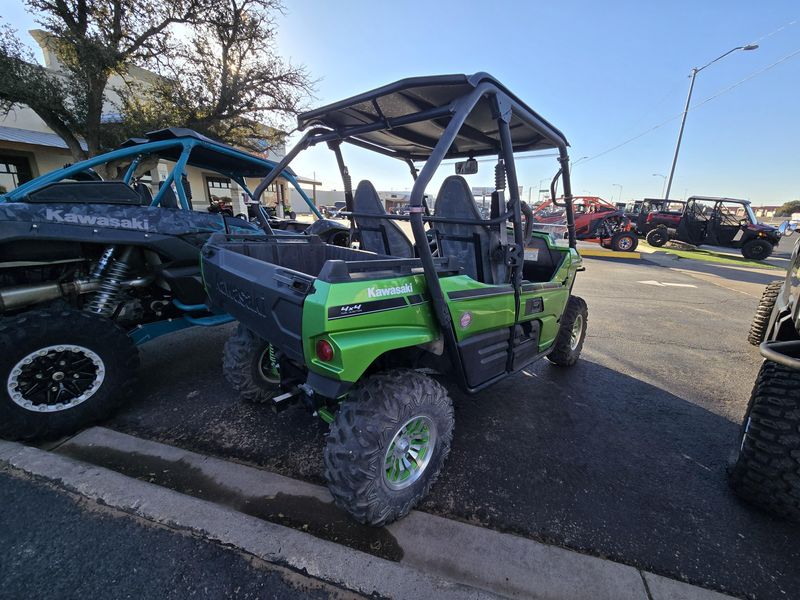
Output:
87,246,134,317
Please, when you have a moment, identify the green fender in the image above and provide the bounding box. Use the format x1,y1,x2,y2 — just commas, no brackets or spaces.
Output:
307,325,437,383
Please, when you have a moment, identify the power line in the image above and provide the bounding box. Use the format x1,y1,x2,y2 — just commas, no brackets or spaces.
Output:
578,45,800,165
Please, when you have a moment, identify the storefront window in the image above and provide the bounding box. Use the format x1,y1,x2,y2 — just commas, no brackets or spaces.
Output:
0,156,32,194
206,176,233,205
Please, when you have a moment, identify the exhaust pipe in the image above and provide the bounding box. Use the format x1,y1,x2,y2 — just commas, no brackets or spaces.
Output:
0,277,151,312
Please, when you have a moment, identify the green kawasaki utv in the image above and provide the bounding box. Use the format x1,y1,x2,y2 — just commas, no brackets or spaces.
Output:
202,73,586,525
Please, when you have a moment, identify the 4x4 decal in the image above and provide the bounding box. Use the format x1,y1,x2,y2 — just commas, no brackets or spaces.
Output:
328,296,407,320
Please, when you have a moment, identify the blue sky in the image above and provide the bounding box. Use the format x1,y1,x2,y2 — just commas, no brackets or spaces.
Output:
6,1,799,205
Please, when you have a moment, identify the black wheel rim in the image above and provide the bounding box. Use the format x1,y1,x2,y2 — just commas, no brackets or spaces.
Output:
7,345,104,412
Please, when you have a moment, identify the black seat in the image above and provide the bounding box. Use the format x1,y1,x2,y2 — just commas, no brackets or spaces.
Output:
134,181,153,205
157,181,179,209
433,176,508,284
352,180,413,257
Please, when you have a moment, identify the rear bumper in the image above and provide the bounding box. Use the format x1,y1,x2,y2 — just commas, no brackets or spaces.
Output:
760,340,800,370
306,371,353,399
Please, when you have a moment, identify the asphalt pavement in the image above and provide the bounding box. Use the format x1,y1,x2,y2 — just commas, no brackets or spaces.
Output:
99,256,800,600
0,467,349,600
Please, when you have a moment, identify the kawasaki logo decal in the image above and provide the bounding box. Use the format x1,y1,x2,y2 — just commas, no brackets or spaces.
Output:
366,283,412,298
45,209,150,231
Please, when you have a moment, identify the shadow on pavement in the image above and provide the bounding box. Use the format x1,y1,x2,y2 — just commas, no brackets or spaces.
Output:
108,329,799,600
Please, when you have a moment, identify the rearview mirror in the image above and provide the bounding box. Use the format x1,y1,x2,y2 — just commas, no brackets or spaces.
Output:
455,158,478,175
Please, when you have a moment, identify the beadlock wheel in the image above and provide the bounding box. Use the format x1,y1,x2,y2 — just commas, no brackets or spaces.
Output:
7,344,105,413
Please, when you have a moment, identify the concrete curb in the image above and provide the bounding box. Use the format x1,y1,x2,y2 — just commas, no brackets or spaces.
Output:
0,428,737,600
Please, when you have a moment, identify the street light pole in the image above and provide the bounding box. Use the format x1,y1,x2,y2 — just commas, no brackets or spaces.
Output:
537,177,548,203
612,183,623,203
663,44,758,200
652,173,667,197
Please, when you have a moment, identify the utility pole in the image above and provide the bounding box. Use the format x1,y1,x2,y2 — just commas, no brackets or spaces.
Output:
663,44,758,200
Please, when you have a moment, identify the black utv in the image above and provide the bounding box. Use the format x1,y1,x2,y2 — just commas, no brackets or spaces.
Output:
730,222,800,521
645,196,780,260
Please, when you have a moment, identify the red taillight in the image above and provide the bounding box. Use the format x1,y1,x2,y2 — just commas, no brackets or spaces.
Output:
316,339,334,362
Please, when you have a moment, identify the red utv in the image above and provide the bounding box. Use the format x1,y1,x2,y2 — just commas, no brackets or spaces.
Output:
533,195,638,251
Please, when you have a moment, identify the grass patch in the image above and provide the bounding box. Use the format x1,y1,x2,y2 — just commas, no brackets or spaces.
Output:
645,244,781,270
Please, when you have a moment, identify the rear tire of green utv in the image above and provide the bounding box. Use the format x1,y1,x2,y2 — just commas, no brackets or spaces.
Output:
547,295,588,367
728,361,800,522
324,369,454,526
747,280,783,346
222,325,280,403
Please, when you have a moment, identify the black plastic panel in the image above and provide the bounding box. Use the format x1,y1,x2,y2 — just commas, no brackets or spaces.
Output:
25,181,143,205
457,328,510,388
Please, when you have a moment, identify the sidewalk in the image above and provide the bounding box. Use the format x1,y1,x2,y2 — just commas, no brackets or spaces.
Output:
0,427,738,600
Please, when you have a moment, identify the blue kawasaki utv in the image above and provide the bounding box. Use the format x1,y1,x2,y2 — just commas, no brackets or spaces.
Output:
0,128,345,440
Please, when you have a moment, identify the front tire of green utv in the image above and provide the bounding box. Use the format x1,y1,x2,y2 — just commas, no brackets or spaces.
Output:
747,280,783,346
324,370,454,526
0,308,139,441
222,325,280,403
547,295,588,367
728,361,800,522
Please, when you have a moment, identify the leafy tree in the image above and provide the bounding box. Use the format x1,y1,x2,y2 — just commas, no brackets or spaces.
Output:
775,200,800,217
118,0,313,152
0,0,312,161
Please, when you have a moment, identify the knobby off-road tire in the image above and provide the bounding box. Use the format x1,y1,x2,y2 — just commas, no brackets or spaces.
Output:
0,308,139,441
547,295,588,367
324,369,454,526
747,280,784,346
222,324,280,403
610,231,639,252
728,361,800,522
741,238,774,260
645,227,669,247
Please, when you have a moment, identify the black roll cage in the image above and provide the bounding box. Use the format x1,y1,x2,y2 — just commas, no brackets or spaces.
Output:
250,74,577,393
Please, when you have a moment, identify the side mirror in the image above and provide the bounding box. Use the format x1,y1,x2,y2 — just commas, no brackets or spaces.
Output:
779,221,795,237
455,158,478,175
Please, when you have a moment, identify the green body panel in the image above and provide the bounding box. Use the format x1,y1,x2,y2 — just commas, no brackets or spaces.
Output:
301,233,581,385
302,275,438,382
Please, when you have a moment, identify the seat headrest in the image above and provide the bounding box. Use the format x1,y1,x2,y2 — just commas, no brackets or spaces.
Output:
434,176,482,221
353,180,385,215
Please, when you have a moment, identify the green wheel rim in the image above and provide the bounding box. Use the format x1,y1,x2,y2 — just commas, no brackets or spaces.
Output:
258,345,280,384
383,415,437,490
570,314,584,351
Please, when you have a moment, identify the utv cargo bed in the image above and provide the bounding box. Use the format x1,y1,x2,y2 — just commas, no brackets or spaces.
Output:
201,234,453,363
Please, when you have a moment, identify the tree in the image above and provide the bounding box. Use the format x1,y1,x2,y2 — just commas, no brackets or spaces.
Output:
775,200,800,217
118,0,313,152
0,0,312,162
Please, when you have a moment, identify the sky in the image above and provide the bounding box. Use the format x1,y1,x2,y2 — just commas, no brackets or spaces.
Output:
5,1,799,206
